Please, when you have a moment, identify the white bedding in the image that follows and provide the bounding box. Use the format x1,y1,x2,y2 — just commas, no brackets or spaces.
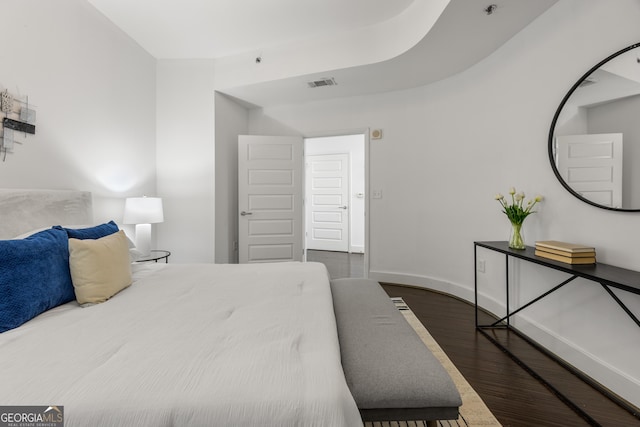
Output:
0,261,362,427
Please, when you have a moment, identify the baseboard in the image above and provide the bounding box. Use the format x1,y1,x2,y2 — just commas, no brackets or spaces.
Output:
369,270,475,304
368,269,640,410
512,314,640,409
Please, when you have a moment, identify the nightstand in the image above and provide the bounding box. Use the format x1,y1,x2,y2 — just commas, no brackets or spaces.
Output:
136,250,171,263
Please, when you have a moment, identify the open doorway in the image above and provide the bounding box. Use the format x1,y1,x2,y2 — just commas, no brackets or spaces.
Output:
304,134,365,278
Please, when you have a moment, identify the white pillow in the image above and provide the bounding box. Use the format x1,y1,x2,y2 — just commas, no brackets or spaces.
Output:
69,230,132,305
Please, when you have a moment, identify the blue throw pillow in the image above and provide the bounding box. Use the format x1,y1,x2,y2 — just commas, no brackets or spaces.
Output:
54,220,119,240
0,228,75,333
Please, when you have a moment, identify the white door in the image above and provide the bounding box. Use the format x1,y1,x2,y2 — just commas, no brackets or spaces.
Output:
305,154,349,252
555,133,623,208
238,135,303,263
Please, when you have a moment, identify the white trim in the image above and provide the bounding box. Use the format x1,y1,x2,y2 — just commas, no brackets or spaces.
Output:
368,270,475,303
349,245,365,254
514,313,640,406
363,129,370,278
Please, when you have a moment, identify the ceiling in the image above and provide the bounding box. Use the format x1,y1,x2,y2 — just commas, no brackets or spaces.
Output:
88,0,415,59
88,0,558,108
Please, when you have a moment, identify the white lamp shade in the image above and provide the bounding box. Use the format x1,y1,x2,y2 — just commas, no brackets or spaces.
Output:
123,197,164,224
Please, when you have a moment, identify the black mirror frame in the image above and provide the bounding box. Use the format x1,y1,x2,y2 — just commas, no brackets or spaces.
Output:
548,42,640,212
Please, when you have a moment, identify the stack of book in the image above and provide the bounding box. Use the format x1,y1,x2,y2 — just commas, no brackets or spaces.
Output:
534,240,596,265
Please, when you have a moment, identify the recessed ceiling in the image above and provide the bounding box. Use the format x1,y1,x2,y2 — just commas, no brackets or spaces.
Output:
88,0,414,59
87,0,559,107
223,0,559,107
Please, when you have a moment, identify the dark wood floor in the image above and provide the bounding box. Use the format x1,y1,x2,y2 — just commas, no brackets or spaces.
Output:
307,249,364,279
306,250,639,426
381,284,640,427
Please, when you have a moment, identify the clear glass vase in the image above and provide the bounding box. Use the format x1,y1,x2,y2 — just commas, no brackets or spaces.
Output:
509,222,525,249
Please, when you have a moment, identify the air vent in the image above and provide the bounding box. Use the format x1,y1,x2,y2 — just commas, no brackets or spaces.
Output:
578,77,598,88
307,78,337,88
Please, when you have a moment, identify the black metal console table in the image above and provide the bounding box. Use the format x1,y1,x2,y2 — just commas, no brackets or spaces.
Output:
474,241,640,425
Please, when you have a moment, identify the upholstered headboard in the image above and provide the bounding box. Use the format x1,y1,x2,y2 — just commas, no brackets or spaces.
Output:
0,189,92,239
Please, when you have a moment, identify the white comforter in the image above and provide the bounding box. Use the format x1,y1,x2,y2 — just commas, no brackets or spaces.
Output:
0,262,362,427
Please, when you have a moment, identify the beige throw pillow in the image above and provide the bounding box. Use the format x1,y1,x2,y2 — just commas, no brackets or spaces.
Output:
69,230,132,305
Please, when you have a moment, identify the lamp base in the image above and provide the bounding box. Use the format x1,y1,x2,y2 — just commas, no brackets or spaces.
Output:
135,223,152,257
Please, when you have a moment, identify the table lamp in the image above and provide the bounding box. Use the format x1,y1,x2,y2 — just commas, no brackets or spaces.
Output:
123,196,164,257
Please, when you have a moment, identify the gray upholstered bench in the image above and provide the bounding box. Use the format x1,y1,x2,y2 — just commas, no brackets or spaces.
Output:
330,278,462,426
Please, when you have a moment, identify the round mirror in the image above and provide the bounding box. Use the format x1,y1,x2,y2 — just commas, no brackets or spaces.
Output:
549,42,640,211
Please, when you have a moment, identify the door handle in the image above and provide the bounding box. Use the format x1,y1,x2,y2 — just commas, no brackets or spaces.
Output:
338,206,348,210
240,211,253,216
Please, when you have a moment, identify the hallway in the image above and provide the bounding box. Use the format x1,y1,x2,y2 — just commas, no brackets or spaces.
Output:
306,250,364,279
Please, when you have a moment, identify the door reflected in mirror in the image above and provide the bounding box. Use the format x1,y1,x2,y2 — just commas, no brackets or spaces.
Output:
549,43,640,211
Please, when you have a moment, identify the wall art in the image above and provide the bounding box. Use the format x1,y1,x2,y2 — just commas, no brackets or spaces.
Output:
0,87,36,161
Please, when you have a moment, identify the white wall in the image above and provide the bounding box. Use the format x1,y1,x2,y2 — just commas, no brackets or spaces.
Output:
214,93,249,263
212,104,303,263
156,60,216,263
0,0,156,225
305,135,366,253
243,0,640,407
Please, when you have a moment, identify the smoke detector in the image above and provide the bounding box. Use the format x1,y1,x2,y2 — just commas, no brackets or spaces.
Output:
484,4,497,15
307,78,337,88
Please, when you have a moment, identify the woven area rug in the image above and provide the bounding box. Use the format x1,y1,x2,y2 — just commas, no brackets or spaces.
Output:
364,298,502,427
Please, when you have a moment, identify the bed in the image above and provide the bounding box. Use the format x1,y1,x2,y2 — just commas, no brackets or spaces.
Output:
0,189,362,426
